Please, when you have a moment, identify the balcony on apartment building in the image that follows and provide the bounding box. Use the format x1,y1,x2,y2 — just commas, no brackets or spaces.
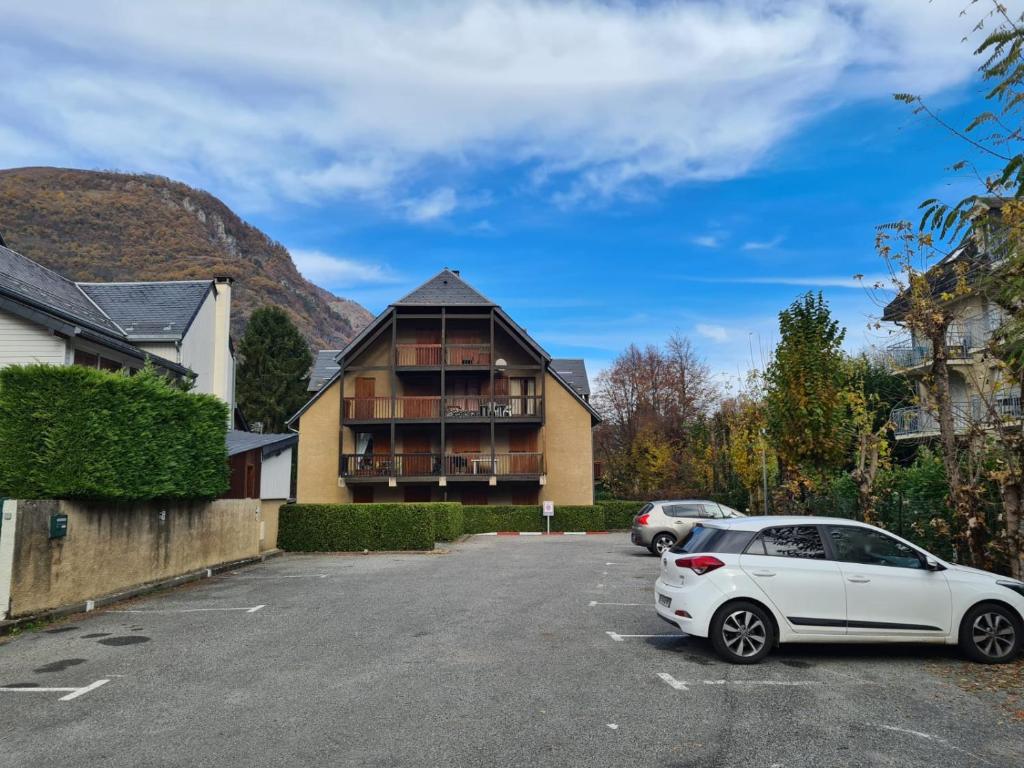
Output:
891,391,1023,439
343,394,543,422
340,451,544,480
394,343,494,368
884,328,983,373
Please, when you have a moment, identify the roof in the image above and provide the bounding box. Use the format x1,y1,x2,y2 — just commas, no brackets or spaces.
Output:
551,358,590,398
392,268,495,306
79,280,213,341
226,430,297,458
307,349,341,392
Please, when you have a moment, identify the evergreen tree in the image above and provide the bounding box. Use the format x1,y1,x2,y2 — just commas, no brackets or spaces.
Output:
236,306,313,433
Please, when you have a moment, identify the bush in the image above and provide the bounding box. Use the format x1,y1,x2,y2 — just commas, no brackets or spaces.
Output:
462,504,607,533
599,500,647,529
279,503,436,551
0,364,228,500
430,503,464,542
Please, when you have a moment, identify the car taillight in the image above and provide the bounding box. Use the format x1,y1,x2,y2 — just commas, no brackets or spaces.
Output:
674,555,724,575
636,513,650,526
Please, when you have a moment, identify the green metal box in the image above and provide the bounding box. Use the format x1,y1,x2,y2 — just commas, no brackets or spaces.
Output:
49,513,68,539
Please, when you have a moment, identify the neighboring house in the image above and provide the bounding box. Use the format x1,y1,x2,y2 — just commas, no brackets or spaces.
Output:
0,239,236,413
884,201,1021,440
291,268,600,505
225,430,298,551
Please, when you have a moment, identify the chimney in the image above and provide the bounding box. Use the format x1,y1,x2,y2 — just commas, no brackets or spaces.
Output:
452,269,460,276
212,276,234,416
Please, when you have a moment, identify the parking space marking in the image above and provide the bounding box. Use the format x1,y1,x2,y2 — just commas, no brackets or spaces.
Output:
605,631,681,641
588,601,647,607
656,673,689,691
656,676,824,692
0,679,110,701
109,605,265,614
229,573,328,579
873,725,995,766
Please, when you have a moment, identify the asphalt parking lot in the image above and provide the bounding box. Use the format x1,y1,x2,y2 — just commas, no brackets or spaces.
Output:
2,534,1022,768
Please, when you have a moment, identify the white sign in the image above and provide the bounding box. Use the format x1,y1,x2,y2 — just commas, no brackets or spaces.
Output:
542,501,554,517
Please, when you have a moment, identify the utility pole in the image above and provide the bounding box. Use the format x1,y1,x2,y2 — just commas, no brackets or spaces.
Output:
760,428,770,516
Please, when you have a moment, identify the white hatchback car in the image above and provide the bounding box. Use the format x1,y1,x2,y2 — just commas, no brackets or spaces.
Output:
654,516,1024,664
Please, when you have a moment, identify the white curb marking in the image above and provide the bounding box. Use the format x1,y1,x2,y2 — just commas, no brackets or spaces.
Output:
606,631,680,642
110,605,265,614
0,679,110,701
657,673,689,691
588,601,646,607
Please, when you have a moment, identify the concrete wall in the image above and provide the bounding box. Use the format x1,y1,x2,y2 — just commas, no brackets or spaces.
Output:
542,372,594,505
259,499,285,552
0,498,262,619
0,308,67,367
296,378,349,504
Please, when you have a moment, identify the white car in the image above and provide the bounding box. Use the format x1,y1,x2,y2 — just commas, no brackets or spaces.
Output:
654,516,1024,664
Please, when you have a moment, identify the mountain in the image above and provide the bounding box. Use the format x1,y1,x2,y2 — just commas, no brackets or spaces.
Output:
0,167,373,351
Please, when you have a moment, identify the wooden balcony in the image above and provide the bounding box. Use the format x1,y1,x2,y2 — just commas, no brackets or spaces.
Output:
343,396,542,421
340,452,544,478
394,343,491,367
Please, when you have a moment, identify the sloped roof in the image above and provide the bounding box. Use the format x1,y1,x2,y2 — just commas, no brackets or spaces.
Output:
307,349,341,392
79,281,213,341
392,268,495,306
551,358,590,398
226,430,297,457
0,244,124,336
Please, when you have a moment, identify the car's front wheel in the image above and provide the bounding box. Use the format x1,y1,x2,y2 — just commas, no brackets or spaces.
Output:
650,533,675,555
959,603,1022,664
710,601,775,664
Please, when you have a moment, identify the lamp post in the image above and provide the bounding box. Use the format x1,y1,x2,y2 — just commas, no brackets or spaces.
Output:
760,428,769,516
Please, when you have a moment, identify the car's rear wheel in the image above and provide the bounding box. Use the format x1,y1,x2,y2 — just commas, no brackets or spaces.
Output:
651,533,675,555
959,603,1022,664
710,601,775,664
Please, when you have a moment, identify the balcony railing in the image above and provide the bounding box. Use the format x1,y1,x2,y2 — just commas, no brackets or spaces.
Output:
892,395,1022,438
344,396,542,421
340,452,544,478
885,324,988,371
394,343,492,367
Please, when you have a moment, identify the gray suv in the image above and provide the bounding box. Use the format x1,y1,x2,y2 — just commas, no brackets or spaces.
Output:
630,499,745,554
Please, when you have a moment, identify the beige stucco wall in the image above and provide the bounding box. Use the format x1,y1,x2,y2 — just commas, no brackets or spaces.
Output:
259,499,285,551
5,498,261,618
296,378,350,503
541,372,594,505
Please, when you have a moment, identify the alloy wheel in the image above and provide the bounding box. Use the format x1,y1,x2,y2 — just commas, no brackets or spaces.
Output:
722,610,767,658
653,535,673,555
972,611,1016,659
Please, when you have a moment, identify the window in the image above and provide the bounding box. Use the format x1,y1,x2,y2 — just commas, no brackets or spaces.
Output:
747,526,826,559
663,503,707,518
73,349,99,368
828,526,923,570
674,525,755,555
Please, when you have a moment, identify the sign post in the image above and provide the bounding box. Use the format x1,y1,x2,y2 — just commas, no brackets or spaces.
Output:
542,500,554,535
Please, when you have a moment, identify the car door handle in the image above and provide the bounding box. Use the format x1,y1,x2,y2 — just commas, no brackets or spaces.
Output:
847,576,871,583
752,570,776,577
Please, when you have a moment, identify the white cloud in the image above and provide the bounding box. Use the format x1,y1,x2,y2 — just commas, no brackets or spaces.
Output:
692,235,722,249
742,236,785,251
290,249,400,286
696,323,730,343
0,1,979,212
402,187,458,223
687,274,894,290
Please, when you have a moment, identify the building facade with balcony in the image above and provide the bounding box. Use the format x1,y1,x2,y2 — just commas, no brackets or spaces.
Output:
883,204,1021,441
290,269,600,505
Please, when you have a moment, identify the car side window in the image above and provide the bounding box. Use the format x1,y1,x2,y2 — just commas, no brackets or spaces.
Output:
747,526,826,559
701,504,722,518
664,504,705,518
828,527,924,570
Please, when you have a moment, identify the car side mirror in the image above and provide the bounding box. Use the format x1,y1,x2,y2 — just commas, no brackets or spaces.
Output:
924,556,944,571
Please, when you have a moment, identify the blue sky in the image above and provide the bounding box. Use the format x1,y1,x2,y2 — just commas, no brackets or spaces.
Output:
0,1,997,388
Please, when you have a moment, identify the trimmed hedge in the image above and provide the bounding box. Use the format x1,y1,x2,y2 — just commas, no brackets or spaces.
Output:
279,503,436,551
0,364,228,500
599,500,647,530
430,503,464,542
462,504,607,533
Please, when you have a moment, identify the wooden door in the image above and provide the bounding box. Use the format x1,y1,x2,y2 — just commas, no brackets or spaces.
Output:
448,430,480,475
370,433,390,476
415,329,441,365
403,432,433,476
352,486,374,504
461,487,488,505
355,377,375,419
404,485,432,502
508,428,538,474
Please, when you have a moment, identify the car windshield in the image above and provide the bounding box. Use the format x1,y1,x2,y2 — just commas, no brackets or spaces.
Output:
672,524,755,555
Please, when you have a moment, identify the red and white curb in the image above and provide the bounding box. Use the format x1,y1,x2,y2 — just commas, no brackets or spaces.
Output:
476,531,610,536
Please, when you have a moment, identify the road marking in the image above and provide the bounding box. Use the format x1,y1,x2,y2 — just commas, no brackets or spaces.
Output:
0,679,110,701
109,605,265,614
605,562,620,565
519,531,543,536
703,680,821,687
606,723,619,730
588,601,647,607
564,531,586,536
229,573,327,579
606,631,680,642
873,725,996,766
656,673,689,691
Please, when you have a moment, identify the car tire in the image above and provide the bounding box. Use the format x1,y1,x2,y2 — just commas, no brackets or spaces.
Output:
651,533,675,556
959,602,1022,664
710,601,775,664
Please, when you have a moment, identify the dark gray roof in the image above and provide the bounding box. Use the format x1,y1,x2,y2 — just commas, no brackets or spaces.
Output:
0,244,124,336
79,281,212,341
551,358,590,397
308,349,341,392
226,430,297,457
392,268,495,306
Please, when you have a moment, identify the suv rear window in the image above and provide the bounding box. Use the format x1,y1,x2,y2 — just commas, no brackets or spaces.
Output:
672,525,755,555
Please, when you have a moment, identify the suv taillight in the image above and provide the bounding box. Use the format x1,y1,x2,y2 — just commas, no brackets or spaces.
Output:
636,513,650,526
674,555,724,575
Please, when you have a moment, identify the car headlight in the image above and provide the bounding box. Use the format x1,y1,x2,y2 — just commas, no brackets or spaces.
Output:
997,580,1024,598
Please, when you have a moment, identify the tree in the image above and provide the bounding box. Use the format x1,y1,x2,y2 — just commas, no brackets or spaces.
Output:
764,292,848,510
236,306,313,433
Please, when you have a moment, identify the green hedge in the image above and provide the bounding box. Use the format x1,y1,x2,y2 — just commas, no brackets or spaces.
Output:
279,503,437,551
599,500,647,529
0,364,228,500
430,503,464,542
462,504,607,533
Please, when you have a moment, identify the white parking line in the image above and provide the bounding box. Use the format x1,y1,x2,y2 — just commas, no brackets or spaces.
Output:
0,679,110,701
229,573,327,579
656,673,689,691
606,631,681,642
656,675,823,692
109,605,265,614
588,601,647,607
